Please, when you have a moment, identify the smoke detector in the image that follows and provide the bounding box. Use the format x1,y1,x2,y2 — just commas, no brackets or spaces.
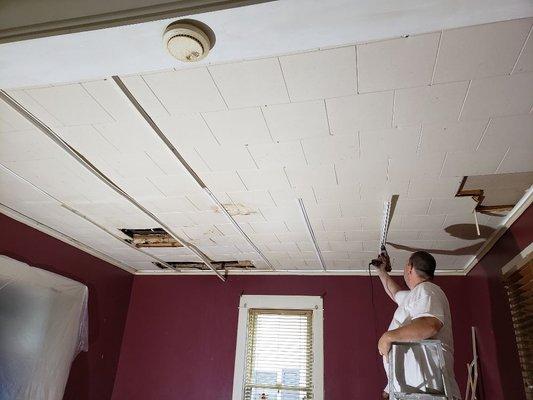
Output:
163,21,212,62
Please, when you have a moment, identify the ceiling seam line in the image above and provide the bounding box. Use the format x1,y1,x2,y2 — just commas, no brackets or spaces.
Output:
139,75,171,116
510,23,532,75
110,75,276,271
430,31,443,85
0,89,225,281
456,79,471,121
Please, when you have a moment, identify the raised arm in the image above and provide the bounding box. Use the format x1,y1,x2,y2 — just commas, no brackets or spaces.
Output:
375,253,401,302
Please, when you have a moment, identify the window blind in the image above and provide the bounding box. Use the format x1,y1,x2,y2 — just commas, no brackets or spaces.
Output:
243,309,314,400
504,260,533,400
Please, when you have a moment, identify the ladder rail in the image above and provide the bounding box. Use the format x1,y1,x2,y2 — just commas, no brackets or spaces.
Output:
388,340,454,400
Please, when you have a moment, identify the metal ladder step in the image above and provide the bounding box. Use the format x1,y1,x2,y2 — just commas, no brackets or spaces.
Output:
389,340,453,400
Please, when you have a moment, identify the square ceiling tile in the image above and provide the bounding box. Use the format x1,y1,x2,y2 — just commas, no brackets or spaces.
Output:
237,168,291,190
141,68,226,114
327,91,393,133
477,114,533,152
394,81,469,126
434,19,532,83
56,125,119,159
279,46,357,101
322,217,362,232
428,197,477,215
401,215,446,230
336,156,388,187
114,177,165,199
262,100,329,141
0,129,65,162
497,148,533,173
120,75,170,117
209,58,289,108
201,107,273,147
227,190,276,209
419,120,487,154
303,203,342,219
460,72,533,120
440,150,506,177
302,134,358,165
268,187,315,206
393,198,431,215
93,120,163,153
101,152,166,179
148,173,201,196
408,176,462,198
340,201,382,217
313,185,358,204
25,84,114,126
357,32,439,92
344,231,380,241
388,152,446,180
6,90,63,128
285,164,337,188
198,144,257,171
201,171,248,192
248,141,307,168
359,179,410,202
142,196,197,213
152,113,220,148
82,79,137,121
360,125,420,157
259,204,301,222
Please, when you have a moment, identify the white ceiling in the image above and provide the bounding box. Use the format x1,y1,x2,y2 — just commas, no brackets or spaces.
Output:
1,0,533,88
0,13,532,275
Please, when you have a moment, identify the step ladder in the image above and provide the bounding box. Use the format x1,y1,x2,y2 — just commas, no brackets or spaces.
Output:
388,340,453,400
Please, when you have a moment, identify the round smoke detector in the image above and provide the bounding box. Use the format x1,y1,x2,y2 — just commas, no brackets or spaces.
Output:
163,21,212,62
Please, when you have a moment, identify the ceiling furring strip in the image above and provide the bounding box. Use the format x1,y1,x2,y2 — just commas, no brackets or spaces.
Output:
110,75,276,271
0,89,226,281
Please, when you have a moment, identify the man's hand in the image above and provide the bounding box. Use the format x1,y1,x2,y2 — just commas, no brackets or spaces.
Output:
376,251,391,273
378,331,393,361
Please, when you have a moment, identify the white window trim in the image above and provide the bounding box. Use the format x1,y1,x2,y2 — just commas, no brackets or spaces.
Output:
232,295,324,400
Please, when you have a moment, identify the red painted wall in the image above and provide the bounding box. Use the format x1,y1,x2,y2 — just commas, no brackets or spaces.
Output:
112,274,473,399
466,205,533,400
0,213,134,400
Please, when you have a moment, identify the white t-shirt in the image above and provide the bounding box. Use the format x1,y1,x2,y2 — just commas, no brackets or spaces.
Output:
383,281,461,399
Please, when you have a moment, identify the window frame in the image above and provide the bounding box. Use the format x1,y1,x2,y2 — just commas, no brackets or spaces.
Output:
232,295,324,400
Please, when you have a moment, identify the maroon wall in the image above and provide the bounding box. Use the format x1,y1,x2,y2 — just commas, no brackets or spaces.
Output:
0,213,134,400
467,205,533,400
111,274,472,399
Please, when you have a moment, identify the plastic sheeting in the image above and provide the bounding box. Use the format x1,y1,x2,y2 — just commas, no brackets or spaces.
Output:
0,255,88,400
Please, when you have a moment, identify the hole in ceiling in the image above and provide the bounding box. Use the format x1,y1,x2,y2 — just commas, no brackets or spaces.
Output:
153,260,255,271
456,172,533,217
120,228,183,248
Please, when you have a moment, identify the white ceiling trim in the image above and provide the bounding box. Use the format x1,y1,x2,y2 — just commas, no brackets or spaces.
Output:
133,267,464,276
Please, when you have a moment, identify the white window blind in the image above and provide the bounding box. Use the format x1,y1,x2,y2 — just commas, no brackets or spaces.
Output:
505,260,533,400
244,309,314,400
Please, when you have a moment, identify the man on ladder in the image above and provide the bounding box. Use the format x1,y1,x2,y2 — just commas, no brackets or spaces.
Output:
374,250,462,399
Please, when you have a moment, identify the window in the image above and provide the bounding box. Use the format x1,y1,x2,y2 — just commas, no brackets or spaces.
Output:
232,296,323,400
504,259,533,400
